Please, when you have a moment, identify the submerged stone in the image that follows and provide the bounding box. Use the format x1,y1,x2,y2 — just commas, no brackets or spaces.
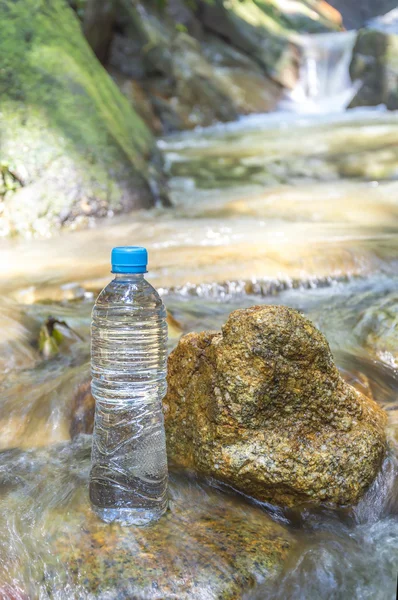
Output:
47,472,295,599
164,305,387,507
0,305,39,372
0,438,294,599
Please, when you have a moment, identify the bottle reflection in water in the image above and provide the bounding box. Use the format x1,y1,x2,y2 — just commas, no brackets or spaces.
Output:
90,246,168,526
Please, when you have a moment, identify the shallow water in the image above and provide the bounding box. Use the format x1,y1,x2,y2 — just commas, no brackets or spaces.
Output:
0,109,398,598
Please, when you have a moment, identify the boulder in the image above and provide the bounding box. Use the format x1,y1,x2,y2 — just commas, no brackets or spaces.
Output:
164,305,387,507
0,0,168,237
350,28,398,110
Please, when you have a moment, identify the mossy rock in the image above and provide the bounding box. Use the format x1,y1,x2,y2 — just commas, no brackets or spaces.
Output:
0,0,166,237
350,28,398,110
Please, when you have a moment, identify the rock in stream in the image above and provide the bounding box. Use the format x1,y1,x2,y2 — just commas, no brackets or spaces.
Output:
164,305,387,507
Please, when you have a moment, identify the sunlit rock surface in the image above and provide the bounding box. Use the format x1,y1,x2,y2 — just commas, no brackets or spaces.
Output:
165,305,387,507
354,291,398,369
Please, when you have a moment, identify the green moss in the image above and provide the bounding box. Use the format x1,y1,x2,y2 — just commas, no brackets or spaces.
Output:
0,164,22,197
0,0,160,236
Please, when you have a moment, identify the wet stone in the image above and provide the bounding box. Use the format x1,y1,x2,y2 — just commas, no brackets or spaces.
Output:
354,291,398,370
48,473,295,599
2,439,296,599
164,305,387,507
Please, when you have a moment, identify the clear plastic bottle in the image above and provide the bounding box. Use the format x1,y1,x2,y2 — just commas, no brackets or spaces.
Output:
89,247,168,526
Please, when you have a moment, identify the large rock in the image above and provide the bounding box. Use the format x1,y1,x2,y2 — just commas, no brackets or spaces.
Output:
164,305,387,507
350,28,398,110
0,0,167,237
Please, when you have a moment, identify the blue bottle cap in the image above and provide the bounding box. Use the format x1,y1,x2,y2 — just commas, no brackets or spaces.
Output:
111,246,148,274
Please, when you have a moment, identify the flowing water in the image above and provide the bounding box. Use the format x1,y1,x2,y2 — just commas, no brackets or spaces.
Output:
279,31,359,113
0,107,398,598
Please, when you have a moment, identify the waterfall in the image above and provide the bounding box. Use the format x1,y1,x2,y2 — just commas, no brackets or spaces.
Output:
278,31,360,113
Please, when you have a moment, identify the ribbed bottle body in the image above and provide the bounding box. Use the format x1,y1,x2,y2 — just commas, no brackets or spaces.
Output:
89,274,168,526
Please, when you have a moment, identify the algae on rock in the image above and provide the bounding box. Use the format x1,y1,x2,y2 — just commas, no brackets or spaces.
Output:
164,305,387,508
0,0,167,237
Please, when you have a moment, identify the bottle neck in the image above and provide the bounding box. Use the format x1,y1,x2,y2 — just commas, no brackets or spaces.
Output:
113,273,145,282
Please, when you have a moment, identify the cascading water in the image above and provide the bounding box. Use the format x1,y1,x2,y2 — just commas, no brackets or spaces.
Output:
278,30,360,113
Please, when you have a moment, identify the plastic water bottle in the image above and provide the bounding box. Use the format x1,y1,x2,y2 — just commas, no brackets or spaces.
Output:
89,247,168,526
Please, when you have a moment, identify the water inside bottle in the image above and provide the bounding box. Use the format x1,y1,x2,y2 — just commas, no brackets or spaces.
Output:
90,273,169,525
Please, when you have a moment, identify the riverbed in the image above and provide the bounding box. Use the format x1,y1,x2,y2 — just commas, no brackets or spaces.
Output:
0,108,397,599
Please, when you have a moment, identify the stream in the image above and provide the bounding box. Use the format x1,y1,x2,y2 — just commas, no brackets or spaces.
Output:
0,106,398,598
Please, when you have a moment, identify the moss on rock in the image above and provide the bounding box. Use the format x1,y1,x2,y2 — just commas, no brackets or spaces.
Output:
164,305,387,507
350,28,398,110
0,0,166,237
